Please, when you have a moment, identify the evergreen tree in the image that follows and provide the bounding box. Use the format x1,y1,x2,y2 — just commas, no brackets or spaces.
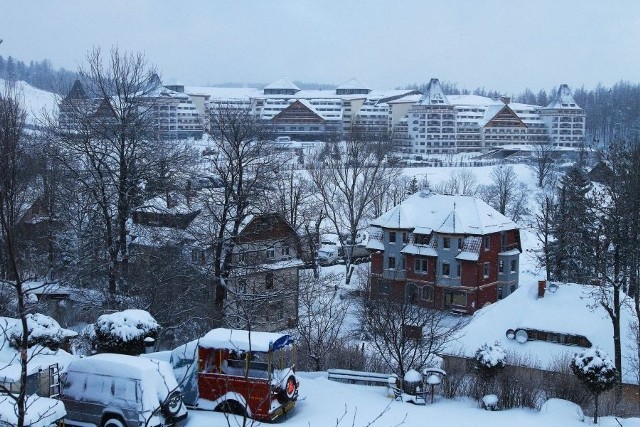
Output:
571,347,617,424
549,166,597,283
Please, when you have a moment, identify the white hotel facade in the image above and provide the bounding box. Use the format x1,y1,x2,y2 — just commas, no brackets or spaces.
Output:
186,77,585,154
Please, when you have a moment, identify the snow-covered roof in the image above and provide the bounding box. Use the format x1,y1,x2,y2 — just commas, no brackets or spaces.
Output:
199,328,294,352
66,353,174,380
401,243,438,257
264,78,300,91
0,316,76,381
336,77,371,91
416,78,450,106
443,281,637,383
0,395,66,427
544,84,581,110
370,191,518,235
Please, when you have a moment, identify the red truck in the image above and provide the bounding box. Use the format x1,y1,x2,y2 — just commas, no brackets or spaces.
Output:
194,328,299,421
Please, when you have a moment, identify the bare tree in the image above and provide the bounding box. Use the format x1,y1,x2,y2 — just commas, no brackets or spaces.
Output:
52,48,158,306
200,103,281,317
479,165,529,223
529,141,557,188
359,286,467,378
308,127,400,284
0,81,60,427
296,270,350,371
434,169,478,195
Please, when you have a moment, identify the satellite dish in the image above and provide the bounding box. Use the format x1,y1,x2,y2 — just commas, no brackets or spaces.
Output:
548,283,559,293
506,329,516,340
515,329,528,344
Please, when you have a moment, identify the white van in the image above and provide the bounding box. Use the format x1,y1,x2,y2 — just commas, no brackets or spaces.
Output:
60,354,187,427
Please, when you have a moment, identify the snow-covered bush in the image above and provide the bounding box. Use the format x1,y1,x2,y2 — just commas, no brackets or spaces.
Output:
474,341,506,379
93,309,160,355
7,313,77,350
570,347,617,424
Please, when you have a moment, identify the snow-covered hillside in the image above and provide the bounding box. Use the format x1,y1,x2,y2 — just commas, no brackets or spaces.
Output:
0,78,58,125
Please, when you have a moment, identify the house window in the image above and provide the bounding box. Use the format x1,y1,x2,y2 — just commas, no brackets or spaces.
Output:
415,258,428,274
510,259,517,273
501,233,507,249
498,287,504,300
281,245,290,256
388,256,396,269
402,233,408,244
421,286,434,302
380,281,390,294
456,262,461,277
458,238,464,250
405,283,417,303
415,234,429,245
266,248,275,259
483,236,490,250
191,249,205,264
389,231,397,244
499,260,504,273
443,237,450,249
442,262,450,277
483,262,490,278
265,272,274,290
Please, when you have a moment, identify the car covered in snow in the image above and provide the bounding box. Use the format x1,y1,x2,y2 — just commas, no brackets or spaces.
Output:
59,353,187,427
192,328,299,421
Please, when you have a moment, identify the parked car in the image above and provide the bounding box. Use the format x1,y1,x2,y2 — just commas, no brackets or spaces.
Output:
193,328,299,421
60,353,187,427
316,247,340,266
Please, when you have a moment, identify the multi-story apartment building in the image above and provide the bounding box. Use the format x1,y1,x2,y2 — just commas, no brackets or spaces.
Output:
367,191,521,315
399,78,585,156
185,78,420,140
60,77,205,140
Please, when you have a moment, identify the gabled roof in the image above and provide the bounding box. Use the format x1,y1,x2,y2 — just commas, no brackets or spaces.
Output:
370,191,518,235
66,80,87,100
482,104,527,128
271,99,326,123
543,84,581,110
264,78,300,91
416,78,450,106
236,213,299,244
337,77,371,91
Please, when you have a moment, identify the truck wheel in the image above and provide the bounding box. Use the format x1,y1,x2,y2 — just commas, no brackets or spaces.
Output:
162,391,184,418
278,375,298,401
103,417,125,427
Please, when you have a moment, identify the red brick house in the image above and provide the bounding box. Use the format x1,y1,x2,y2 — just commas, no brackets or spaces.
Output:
367,191,521,314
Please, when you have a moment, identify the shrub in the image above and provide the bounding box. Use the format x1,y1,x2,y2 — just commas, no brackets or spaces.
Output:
93,309,160,355
7,313,76,350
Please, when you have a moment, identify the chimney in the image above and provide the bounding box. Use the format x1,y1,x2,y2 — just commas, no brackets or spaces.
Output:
537,280,546,298
500,96,511,105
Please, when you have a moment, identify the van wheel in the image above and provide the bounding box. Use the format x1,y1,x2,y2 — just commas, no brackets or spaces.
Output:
216,400,247,417
102,417,125,427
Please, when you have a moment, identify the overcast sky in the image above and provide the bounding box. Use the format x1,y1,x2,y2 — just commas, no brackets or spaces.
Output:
1,1,638,94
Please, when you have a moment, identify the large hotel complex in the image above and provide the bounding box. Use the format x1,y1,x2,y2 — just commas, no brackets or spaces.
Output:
63,77,586,155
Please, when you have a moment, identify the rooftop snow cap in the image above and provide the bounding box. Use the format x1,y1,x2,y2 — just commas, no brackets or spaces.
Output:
544,84,580,109
264,77,300,92
417,78,450,106
336,77,372,95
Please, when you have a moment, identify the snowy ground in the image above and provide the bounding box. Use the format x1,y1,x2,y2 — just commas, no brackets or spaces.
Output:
183,372,640,426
